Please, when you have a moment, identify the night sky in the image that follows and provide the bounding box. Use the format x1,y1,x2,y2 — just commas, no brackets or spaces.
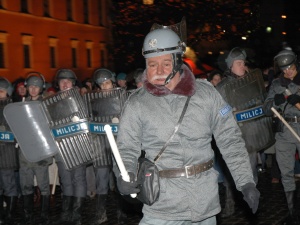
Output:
111,0,260,73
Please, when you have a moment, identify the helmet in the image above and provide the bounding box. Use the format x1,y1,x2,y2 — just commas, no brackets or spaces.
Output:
225,47,247,68
274,50,297,70
25,73,45,89
0,77,13,96
116,72,127,81
142,28,186,59
93,68,115,85
55,69,77,84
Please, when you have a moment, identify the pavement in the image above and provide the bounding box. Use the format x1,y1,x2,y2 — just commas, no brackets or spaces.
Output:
8,168,297,225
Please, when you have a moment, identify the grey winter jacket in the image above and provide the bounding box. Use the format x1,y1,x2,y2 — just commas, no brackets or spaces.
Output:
115,66,254,222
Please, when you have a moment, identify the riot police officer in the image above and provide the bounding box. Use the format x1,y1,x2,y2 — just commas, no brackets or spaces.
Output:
216,47,274,217
54,69,87,225
0,77,18,225
263,49,300,225
19,73,52,224
88,68,128,224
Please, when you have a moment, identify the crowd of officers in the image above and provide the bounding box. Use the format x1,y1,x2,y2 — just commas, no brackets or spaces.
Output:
0,29,300,225
0,68,144,225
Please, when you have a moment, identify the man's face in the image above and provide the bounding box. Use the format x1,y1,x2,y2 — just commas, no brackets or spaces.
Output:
18,85,27,96
146,54,173,86
0,89,7,99
100,79,114,90
59,79,73,91
283,64,297,80
210,74,222,87
231,60,247,77
117,79,127,87
28,85,41,98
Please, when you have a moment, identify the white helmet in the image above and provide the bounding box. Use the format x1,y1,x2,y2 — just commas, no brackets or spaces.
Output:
142,28,186,58
0,77,13,96
142,28,186,84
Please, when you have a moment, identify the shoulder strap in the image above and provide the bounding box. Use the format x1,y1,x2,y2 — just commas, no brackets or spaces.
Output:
154,96,191,162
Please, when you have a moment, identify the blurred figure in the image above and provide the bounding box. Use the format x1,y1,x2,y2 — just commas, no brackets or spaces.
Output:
0,77,18,225
207,70,223,87
116,72,127,89
12,79,27,102
133,68,144,88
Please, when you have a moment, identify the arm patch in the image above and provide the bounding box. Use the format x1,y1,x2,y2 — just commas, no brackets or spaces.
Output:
219,104,232,116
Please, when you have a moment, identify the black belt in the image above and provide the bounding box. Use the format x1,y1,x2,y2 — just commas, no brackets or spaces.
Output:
159,159,213,178
285,117,300,123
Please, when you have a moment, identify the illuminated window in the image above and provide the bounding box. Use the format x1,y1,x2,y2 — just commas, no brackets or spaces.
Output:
86,41,93,68
83,0,89,24
99,43,107,67
20,0,29,13
67,0,73,21
49,37,58,68
0,32,8,69
43,0,50,17
22,34,33,68
71,39,79,68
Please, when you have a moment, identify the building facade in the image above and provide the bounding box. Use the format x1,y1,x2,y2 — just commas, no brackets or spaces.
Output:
0,0,113,83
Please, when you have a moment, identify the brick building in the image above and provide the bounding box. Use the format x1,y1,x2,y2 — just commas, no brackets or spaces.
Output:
0,0,113,83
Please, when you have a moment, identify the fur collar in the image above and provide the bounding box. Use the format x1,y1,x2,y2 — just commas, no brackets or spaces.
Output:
144,64,196,97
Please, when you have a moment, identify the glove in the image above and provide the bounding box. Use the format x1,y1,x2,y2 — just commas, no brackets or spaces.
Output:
241,183,260,214
274,93,286,106
287,94,300,106
117,172,140,195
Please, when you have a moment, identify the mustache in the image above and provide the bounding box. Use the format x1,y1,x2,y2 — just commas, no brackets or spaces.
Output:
151,75,168,80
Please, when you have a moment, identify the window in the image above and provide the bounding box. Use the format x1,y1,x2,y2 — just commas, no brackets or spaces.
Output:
86,41,93,68
22,34,33,68
20,0,29,13
98,0,105,26
66,0,73,21
0,0,6,9
99,43,107,67
23,45,30,68
0,32,8,69
49,37,58,68
43,0,50,17
83,0,89,24
70,39,79,68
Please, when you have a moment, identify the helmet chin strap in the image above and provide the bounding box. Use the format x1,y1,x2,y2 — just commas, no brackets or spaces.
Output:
164,64,181,85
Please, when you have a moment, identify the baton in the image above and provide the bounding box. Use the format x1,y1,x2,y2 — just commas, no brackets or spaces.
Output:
271,107,300,142
104,124,137,198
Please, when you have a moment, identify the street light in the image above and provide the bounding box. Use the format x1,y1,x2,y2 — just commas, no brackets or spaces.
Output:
143,0,154,5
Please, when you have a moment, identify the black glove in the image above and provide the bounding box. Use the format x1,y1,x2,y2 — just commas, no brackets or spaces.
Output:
117,172,140,195
274,93,286,106
241,183,260,214
287,94,300,106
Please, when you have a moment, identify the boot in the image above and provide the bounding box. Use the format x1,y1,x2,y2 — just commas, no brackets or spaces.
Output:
0,195,4,225
92,195,108,225
21,194,34,225
282,191,300,225
116,193,127,225
4,196,17,225
39,195,50,225
221,184,235,218
71,197,85,225
55,195,72,224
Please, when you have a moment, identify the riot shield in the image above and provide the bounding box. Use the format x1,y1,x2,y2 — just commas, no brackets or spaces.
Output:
84,87,127,168
0,98,18,169
4,101,59,162
223,68,275,152
42,87,94,170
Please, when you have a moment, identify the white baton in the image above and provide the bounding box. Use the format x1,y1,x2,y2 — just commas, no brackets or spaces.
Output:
104,124,137,198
